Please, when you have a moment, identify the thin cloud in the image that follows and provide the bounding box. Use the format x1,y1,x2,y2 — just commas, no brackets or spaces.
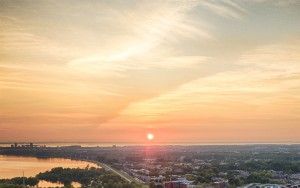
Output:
200,0,246,19
119,39,300,123
68,1,213,75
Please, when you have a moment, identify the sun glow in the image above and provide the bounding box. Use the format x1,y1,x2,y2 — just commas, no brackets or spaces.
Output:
147,133,154,141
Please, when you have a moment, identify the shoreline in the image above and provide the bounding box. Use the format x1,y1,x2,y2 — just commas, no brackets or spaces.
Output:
0,154,135,183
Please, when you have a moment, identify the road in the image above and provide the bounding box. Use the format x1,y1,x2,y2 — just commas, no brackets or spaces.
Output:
97,162,134,183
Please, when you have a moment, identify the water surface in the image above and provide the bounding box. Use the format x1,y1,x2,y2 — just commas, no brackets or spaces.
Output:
0,155,98,179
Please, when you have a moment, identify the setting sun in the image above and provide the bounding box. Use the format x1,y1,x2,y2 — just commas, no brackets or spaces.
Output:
147,133,154,141
0,1,299,187
0,0,299,144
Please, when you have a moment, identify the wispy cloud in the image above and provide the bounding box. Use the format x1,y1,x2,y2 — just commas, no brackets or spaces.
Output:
67,1,213,75
200,0,246,19
118,39,300,123
1,0,300,142
249,0,300,7
67,0,247,76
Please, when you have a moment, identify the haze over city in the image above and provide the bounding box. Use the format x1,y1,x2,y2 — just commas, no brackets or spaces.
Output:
0,0,300,144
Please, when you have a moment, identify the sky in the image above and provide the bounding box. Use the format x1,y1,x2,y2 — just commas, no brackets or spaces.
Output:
0,0,300,144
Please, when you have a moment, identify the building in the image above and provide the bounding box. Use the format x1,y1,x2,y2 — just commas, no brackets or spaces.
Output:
164,181,188,188
164,178,195,188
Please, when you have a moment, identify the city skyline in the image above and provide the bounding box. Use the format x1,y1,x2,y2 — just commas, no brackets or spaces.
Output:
0,0,300,143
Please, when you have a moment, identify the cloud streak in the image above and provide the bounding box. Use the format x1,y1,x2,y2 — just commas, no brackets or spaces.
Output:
119,39,300,123
1,0,300,142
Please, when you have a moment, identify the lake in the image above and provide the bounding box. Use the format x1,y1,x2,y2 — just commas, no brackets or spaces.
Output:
0,155,99,187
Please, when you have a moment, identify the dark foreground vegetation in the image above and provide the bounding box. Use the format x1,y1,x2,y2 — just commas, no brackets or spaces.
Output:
0,167,142,188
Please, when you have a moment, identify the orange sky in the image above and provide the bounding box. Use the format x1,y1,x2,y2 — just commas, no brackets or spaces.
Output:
0,0,300,143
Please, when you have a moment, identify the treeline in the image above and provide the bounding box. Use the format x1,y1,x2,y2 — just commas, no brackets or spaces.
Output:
238,160,300,173
0,167,141,188
37,167,106,186
0,184,24,188
0,177,38,188
227,171,284,187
